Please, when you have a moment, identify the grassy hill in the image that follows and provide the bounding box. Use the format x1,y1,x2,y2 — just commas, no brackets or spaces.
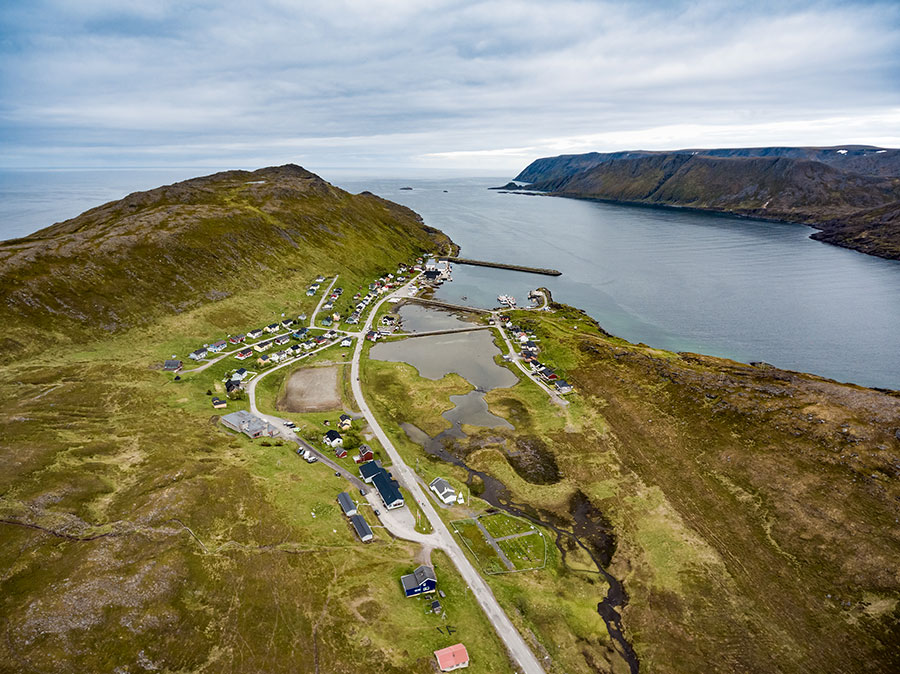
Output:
0,164,449,356
510,148,900,259
362,300,900,674
1,167,898,673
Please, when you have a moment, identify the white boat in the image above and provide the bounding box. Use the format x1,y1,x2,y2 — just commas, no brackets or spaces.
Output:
497,294,517,308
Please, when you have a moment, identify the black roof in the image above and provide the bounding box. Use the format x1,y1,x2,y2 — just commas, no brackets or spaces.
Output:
337,491,356,515
325,429,342,441
349,514,373,540
373,471,403,507
359,460,383,479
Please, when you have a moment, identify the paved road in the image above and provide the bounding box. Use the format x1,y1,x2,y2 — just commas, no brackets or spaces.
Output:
493,311,568,407
309,275,339,328
350,276,546,674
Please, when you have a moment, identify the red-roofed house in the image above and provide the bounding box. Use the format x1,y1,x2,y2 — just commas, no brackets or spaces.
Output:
434,643,469,671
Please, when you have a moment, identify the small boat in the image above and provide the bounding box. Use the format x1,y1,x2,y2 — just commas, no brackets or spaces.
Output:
497,294,517,308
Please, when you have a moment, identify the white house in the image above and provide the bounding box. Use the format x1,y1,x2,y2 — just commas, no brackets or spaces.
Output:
324,429,343,447
429,477,457,505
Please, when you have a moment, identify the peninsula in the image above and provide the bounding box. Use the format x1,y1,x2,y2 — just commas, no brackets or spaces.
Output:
1,166,897,674
502,146,900,260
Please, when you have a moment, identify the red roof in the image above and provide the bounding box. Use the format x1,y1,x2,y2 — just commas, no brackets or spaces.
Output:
434,643,468,671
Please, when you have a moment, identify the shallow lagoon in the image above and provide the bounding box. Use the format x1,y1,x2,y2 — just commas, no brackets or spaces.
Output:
370,326,517,429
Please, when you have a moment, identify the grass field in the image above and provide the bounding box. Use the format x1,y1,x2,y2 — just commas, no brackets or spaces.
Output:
450,519,507,574
497,533,547,571
480,512,535,538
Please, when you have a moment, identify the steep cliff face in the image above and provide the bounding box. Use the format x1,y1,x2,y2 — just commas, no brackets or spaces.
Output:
515,146,900,183
0,165,448,354
511,148,900,259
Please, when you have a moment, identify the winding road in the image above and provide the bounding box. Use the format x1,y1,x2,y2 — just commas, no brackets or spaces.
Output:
219,270,546,674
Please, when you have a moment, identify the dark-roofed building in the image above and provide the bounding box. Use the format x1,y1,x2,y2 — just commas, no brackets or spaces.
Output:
324,429,343,447
359,460,384,483
400,565,437,597
555,380,573,394
163,359,183,372
373,470,404,510
349,514,373,542
354,444,374,464
337,492,357,516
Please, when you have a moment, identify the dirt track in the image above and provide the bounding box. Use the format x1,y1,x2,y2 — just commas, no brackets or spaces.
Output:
278,366,341,412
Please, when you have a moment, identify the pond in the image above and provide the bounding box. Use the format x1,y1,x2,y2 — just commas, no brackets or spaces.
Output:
369,322,517,429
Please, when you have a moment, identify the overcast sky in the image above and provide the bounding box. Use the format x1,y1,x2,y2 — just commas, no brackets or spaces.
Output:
1,0,898,173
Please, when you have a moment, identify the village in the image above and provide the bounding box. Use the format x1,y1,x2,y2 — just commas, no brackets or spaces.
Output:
160,254,572,673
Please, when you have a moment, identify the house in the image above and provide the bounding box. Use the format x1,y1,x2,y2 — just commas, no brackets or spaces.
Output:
434,644,469,672
373,471,404,510
235,348,253,360
321,317,333,327
253,340,272,352
429,477,457,505
350,514,374,542
209,340,228,353
225,380,243,395
340,337,353,348
540,367,558,381
274,334,290,346
281,318,293,328
211,397,227,409
323,301,333,310
359,460,384,483
306,288,316,296
423,270,441,282
334,446,348,459
365,331,379,342
430,600,442,614
400,565,437,598
264,323,280,333
523,340,539,353
289,344,303,357
228,334,246,344
232,368,249,381
354,445,374,464
247,329,263,339
163,359,183,372
337,491,357,516
339,414,352,430
323,429,343,447
257,354,271,366
292,328,308,339
270,351,287,363
297,313,307,322
189,348,208,361
302,340,315,350
315,275,325,283
220,410,276,439
555,380,574,394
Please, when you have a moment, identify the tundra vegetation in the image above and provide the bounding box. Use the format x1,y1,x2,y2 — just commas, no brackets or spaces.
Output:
1,167,898,674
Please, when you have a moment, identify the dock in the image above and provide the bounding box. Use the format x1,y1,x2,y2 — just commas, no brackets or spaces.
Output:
437,256,561,276
401,297,492,314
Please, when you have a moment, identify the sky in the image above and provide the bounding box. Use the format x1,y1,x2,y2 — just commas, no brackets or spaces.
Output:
1,0,899,173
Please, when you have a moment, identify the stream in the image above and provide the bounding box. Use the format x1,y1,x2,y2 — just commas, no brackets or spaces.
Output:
402,423,640,673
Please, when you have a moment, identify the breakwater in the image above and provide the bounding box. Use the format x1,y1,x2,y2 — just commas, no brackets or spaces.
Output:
438,256,562,276
401,297,492,314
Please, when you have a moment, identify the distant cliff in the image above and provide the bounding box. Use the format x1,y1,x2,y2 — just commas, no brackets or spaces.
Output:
512,147,900,260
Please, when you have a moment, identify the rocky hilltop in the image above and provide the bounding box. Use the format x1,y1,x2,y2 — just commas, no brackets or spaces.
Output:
510,147,900,259
0,164,448,356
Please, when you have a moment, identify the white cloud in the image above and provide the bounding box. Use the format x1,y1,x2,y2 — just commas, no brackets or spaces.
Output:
1,0,898,170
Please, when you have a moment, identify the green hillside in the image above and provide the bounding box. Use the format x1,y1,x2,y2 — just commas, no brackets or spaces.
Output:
0,164,448,356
